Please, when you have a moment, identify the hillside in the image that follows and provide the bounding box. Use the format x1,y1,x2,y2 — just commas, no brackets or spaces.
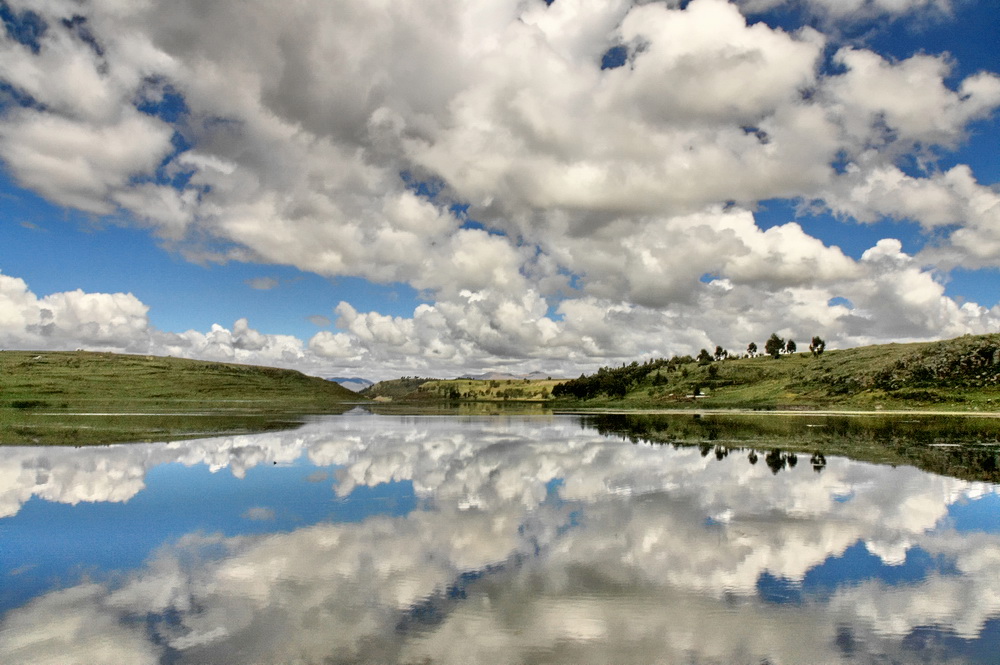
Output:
362,376,562,403
0,351,359,445
361,376,441,401
363,334,1000,412
555,333,1000,411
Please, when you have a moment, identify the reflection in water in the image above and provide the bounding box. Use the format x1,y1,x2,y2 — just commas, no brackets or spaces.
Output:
1,412,999,664
588,412,1000,482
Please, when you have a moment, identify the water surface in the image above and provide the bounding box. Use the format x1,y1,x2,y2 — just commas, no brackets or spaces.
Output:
1,411,999,664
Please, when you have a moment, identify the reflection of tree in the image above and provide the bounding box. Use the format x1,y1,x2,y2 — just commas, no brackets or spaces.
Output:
765,449,786,474
583,413,1000,482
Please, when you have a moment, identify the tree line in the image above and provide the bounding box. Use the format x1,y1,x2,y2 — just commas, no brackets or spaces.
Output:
552,334,827,400
552,357,682,399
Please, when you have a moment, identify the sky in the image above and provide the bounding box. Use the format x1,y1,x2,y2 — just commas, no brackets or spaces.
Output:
1,0,999,381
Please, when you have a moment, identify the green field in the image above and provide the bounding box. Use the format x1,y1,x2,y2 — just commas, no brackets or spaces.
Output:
0,351,359,445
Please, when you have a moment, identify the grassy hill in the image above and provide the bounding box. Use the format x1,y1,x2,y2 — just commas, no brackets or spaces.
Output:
1,351,359,445
603,333,1000,411
361,376,440,401
365,334,1000,412
362,377,561,402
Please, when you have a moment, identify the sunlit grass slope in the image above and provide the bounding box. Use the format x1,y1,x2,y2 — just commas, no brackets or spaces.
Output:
0,351,359,445
567,334,1000,411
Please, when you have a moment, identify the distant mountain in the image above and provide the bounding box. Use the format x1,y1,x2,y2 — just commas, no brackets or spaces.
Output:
459,371,519,381
328,377,374,392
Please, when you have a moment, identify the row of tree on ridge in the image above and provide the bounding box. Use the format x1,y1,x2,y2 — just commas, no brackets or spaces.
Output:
552,334,826,400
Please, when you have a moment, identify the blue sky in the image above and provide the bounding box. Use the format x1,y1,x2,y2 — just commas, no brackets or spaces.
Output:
1,0,1000,379
0,172,423,340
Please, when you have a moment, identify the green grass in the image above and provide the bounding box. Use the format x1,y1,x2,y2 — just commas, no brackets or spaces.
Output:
0,351,360,445
419,378,561,401
565,335,1000,412
363,377,561,403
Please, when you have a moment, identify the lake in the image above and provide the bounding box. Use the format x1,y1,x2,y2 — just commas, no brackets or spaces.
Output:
2,410,999,664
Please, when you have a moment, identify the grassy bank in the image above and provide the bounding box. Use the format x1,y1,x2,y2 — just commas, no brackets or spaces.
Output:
0,351,359,445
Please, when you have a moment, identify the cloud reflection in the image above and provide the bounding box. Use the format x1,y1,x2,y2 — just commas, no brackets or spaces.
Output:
1,414,998,664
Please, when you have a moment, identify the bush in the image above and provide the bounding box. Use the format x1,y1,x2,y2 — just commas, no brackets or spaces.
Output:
11,400,47,409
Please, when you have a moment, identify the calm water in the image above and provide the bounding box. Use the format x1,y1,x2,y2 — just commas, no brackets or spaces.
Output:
2,411,999,664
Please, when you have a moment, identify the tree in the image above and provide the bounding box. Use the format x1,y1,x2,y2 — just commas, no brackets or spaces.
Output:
697,348,714,364
714,345,727,361
747,342,757,357
765,333,784,359
809,336,826,356
785,339,797,354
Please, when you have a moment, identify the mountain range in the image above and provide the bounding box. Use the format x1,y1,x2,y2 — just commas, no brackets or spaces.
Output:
328,377,375,392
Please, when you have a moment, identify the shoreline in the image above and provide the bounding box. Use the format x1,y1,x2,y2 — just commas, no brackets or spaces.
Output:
552,407,1000,418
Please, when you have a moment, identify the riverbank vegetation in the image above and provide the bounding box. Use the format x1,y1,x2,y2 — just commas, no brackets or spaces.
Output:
0,351,357,445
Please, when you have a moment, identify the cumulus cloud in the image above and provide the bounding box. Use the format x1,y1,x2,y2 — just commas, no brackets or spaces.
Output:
739,0,952,21
823,164,1000,270
0,0,998,375
0,272,150,350
3,256,999,379
0,271,324,371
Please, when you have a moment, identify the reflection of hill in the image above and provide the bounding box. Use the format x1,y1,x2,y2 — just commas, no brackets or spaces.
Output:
585,413,1000,483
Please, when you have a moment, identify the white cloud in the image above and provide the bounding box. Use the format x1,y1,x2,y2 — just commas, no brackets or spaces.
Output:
823,164,1000,270
0,584,160,665
3,258,999,380
0,0,998,375
0,108,175,214
823,48,1000,154
0,272,150,349
739,0,952,20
